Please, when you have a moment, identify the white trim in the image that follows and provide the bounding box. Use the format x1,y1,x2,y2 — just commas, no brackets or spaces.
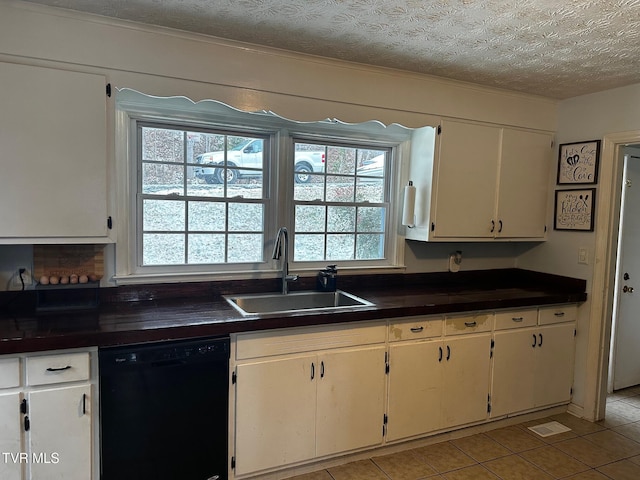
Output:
587,130,640,421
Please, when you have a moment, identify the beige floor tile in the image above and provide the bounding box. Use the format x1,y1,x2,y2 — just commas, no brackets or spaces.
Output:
519,445,590,478
285,471,334,480
483,454,554,480
549,413,606,436
327,459,388,480
561,471,611,480
412,442,476,473
598,411,635,428
620,395,640,408
485,426,545,453
628,454,640,465
554,437,626,467
613,421,640,443
583,429,640,457
441,464,500,480
605,401,640,424
451,434,510,462
597,459,640,480
372,450,438,480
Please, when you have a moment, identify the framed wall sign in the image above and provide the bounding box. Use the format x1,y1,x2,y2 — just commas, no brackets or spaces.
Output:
554,188,596,231
557,140,601,184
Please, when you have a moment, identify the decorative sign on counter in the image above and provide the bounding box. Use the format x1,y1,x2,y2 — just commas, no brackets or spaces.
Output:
554,188,596,231
557,140,601,185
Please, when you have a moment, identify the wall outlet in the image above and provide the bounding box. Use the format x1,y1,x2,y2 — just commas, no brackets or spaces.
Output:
13,267,32,288
578,247,588,265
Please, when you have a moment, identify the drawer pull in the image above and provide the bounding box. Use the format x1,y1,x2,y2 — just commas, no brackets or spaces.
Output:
512,317,524,322
438,347,443,362
539,333,543,347
532,334,537,348
554,312,565,317
464,321,477,328
446,345,451,361
410,326,424,333
46,365,72,372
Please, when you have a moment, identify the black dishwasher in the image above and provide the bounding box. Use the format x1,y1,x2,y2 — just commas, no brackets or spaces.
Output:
99,336,230,480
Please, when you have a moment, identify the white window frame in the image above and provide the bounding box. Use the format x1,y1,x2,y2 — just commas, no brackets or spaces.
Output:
113,91,413,284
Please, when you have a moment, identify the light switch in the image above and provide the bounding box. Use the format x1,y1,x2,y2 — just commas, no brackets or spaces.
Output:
578,247,588,265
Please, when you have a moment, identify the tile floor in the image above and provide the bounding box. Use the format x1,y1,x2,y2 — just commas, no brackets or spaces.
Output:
286,386,640,480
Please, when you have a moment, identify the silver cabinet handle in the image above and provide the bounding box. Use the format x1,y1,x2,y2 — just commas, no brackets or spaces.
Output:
464,321,477,328
512,317,523,322
410,326,424,333
46,366,72,372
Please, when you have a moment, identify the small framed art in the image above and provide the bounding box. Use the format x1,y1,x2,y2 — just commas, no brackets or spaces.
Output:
554,188,596,231
557,140,601,185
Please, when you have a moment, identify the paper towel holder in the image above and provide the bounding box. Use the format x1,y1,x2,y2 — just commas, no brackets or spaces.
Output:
402,180,416,228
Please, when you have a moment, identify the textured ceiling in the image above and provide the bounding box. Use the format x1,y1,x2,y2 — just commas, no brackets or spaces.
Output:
19,0,640,99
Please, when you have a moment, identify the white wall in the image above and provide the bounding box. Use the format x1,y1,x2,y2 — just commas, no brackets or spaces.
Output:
518,82,640,416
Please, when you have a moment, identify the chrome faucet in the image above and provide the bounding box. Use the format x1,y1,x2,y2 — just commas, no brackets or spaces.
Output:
272,227,298,294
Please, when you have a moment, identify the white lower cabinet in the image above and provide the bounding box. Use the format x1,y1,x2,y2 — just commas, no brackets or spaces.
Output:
0,350,96,480
387,317,492,442
233,323,386,477
491,306,576,417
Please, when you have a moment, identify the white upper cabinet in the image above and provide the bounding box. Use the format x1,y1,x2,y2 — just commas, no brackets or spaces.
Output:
0,62,111,243
406,119,552,241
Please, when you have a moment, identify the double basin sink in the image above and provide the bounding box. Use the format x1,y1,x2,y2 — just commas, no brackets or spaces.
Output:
225,290,374,316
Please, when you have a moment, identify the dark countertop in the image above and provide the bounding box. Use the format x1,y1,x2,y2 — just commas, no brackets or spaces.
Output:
0,269,587,354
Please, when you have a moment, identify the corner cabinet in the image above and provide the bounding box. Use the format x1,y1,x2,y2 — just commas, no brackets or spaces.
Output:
407,119,553,241
0,62,111,243
0,349,97,480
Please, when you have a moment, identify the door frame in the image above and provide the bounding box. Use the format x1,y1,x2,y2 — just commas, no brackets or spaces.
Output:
587,131,640,421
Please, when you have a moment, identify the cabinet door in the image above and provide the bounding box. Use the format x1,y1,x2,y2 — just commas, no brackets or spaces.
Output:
0,392,22,480
387,341,443,441
441,334,492,428
316,346,386,457
496,129,552,238
234,355,316,475
432,120,501,238
535,323,575,407
0,62,108,240
28,384,92,480
491,328,537,417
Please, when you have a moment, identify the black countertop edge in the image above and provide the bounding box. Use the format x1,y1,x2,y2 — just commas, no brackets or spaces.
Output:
0,284,587,355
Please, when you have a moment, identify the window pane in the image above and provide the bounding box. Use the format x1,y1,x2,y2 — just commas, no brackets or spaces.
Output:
326,234,355,260
356,178,384,203
356,234,385,260
187,132,224,165
227,171,264,199
326,175,355,202
142,127,184,163
295,205,325,232
326,146,356,175
228,203,263,231
357,207,385,232
294,234,325,261
228,234,263,262
356,151,386,178
143,234,184,265
142,163,184,195
294,176,324,201
188,234,225,263
143,200,185,231
188,202,225,231
327,206,356,232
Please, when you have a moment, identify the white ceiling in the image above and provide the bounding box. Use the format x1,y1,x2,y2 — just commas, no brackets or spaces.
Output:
20,0,640,99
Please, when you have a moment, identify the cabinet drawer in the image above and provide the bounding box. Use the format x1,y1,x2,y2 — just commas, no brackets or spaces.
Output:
445,312,493,336
495,309,538,330
0,357,21,389
539,304,577,325
26,352,90,386
389,316,443,341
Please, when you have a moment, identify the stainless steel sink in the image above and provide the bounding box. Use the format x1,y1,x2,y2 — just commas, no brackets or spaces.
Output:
225,290,374,316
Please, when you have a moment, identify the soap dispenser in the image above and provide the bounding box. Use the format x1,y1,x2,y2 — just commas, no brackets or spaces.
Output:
317,265,338,292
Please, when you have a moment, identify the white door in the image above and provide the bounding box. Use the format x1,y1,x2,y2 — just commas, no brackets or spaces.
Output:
28,385,92,480
234,355,317,475
316,346,386,457
612,154,640,390
0,392,22,480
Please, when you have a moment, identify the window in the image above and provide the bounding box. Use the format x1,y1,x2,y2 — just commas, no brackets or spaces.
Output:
138,123,269,267
292,140,390,262
115,91,418,281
